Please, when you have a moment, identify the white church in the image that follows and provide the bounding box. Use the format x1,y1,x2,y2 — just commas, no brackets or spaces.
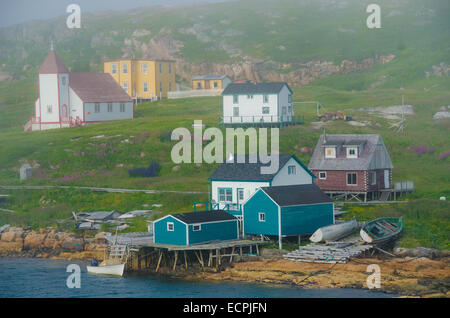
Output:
24,46,133,131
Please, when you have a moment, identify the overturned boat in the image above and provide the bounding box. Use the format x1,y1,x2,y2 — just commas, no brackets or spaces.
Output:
87,262,125,276
309,219,358,243
360,217,403,245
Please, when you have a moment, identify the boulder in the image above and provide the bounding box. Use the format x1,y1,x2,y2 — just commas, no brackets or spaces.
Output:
0,227,25,242
23,232,47,250
394,247,449,259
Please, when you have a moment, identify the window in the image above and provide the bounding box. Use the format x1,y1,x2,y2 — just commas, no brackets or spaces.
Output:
237,189,244,202
347,147,358,158
120,103,125,112
111,63,117,74
325,147,336,158
288,106,292,114
233,95,239,104
196,82,202,89
347,172,357,185
370,171,377,185
262,107,270,114
218,188,232,202
319,172,327,180
159,63,162,73
61,76,66,86
160,82,162,92
263,95,269,103
288,94,292,103
247,94,253,99
233,107,239,117
143,82,148,92
169,63,172,74
122,63,128,74
123,82,129,93
47,105,52,114
167,222,174,231
213,81,218,88
107,103,113,112
94,103,100,113
258,213,266,222
142,63,148,74
193,224,201,231
288,165,296,175
169,82,172,92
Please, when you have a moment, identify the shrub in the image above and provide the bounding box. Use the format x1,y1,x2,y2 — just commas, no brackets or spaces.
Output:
128,161,161,178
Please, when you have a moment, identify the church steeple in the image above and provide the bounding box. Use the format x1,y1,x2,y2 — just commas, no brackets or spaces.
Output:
38,46,69,74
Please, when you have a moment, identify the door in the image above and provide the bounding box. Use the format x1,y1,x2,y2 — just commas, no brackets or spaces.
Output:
237,188,244,205
61,104,68,121
384,170,390,189
205,80,210,89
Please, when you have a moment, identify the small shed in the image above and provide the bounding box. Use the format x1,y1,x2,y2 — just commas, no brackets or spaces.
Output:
243,184,334,249
19,164,32,180
153,211,238,246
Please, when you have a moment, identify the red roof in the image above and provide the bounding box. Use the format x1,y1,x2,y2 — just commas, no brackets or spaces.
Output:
38,50,70,74
69,73,132,103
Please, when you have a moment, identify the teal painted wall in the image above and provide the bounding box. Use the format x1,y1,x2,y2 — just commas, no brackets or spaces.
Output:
281,203,334,235
154,216,187,245
243,190,279,236
188,220,238,244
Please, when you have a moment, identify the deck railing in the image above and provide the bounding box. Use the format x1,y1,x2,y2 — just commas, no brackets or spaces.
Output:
193,201,242,215
219,115,304,127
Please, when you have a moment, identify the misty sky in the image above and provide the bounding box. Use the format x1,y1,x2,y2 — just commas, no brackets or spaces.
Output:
0,0,228,28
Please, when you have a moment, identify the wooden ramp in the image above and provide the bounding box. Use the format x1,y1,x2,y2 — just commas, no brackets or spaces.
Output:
283,234,373,264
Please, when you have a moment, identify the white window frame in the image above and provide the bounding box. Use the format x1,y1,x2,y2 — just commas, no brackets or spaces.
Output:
346,172,357,186
167,222,174,231
325,147,336,158
193,224,201,232
123,82,129,93
143,82,148,92
107,103,113,112
233,107,239,117
142,63,148,74
111,63,117,74
258,212,266,222
319,172,327,180
288,94,292,103
120,103,125,112
213,81,218,88
94,103,100,113
263,95,269,103
347,147,358,158
288,165,296,175
370,171,377,185
122,63,128,74
262,106,270,114
218,188,232,202
233,95,239,104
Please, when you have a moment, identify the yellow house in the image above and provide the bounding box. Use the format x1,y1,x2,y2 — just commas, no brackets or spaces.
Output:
192,75,231,90
104,59,176,99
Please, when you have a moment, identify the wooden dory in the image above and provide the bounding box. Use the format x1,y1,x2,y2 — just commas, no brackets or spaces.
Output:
87,263,125,276
360,217,403,244
309,219,358,243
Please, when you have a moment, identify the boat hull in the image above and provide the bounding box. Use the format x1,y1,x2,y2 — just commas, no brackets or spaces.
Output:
360,217,403,245
309,219,358,243
87,263,125,276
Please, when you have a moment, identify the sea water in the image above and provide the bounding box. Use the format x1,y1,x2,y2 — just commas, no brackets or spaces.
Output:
0,257,394,298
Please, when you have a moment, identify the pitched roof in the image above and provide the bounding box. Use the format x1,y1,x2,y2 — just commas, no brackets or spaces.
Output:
261,184,333,206
222,82,292,95
209,154,297,181
38,50,70,74
69,73,132,103
192,75,229,80
171,211,237,224
308,134,394,171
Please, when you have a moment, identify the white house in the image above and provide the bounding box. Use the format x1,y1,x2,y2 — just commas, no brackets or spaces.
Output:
208,154,316,217
24,47,133,131
221,82,293,124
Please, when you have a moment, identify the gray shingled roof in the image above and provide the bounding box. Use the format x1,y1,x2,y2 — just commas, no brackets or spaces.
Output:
192,75,228,80
222,82,292,95
171,211,236,224
261,184,333,206
39,50,70,74
308,134,394,171
209,154,295,181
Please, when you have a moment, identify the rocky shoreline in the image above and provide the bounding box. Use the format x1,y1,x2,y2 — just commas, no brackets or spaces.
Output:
1,226,449,297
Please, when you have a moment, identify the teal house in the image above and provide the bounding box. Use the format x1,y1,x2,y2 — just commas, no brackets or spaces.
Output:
153,211,239,246
243,184,334,249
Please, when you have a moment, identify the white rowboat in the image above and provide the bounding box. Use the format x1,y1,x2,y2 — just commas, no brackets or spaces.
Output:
309,219,358,243
87,263,125,276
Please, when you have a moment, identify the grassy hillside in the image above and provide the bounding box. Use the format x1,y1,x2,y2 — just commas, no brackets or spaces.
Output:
0,0,449,89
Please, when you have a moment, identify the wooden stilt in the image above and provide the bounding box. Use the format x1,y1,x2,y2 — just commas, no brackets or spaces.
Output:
184,251,188,270
255,244,259,256
199,250,204,271
155,250,163,273
173,251,178,271
230,246,235,262
208,250,212,267
218,249,221,266
240,246,243,256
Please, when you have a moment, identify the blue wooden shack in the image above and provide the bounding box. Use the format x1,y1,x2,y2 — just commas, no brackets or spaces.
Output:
153,210,239,246
243,184,334,249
